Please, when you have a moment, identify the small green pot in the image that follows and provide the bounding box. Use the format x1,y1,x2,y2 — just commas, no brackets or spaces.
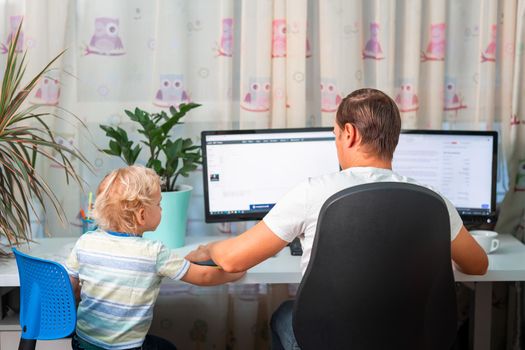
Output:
143,184,192,248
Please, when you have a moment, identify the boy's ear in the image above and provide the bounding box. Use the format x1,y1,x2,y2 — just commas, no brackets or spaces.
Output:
135,208,146,226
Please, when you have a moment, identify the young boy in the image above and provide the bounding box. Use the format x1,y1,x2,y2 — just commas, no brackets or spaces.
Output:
65,165,245,350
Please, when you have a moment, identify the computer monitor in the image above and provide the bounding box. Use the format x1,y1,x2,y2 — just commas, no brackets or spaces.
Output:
201,128,339,222
392,130,498,223
202,128,498,223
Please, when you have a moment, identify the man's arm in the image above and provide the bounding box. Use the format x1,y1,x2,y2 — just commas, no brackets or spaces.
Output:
451,225,488,275
186,221,289,273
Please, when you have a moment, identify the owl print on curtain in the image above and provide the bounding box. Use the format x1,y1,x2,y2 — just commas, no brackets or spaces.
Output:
272,19,286,58
306,37,312,58
30,76,60,105
362,22,384,60
1,16,24,54
481,24,497,63
443,78,467,112
84,17,125,56
216,18,233,57
153,74,191,108
443,77,467,121
320,79,342,113
511,114,521,126
421,23,446,62
241,77,271,112
49,133,75,169
395,83,419,113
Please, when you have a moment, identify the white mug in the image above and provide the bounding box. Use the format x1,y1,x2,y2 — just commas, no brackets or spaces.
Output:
470,230,499,254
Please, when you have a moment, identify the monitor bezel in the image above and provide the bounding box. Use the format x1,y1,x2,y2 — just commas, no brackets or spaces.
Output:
201,128,498,224
201,127,334,223
399,129,498,222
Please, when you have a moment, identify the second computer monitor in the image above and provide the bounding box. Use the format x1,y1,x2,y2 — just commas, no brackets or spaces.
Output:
393,130,497,220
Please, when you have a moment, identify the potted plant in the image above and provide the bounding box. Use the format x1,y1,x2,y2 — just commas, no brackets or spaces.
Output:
100,103,201,248
0,25,91,252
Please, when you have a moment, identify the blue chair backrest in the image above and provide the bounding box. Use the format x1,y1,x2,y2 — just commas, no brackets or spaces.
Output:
13,248,77,340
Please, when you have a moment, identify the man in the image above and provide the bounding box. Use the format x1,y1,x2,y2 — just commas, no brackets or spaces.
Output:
186,88,488,349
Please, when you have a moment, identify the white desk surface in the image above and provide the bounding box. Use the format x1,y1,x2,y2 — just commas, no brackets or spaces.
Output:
1,233,525,287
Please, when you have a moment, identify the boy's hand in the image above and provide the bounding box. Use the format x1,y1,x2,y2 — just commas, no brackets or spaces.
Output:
69,275,81,305
185,245,211,262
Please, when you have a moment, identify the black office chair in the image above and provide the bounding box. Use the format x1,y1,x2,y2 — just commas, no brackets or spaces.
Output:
292,182,457,350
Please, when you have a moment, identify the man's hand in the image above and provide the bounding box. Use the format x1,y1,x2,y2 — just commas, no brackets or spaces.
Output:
185,245,211,262
201,221,289,272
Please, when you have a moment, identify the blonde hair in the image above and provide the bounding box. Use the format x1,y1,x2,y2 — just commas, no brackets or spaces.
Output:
93,165,161,233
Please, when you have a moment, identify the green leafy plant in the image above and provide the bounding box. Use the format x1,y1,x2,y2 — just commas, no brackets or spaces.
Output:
0,25,92,249
100,104,202,192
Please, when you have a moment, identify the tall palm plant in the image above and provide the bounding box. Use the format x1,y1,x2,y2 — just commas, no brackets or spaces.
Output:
0,25,91,251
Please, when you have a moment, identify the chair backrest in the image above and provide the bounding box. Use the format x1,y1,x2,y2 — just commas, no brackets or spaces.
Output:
292,182,457,350
13,248,76,340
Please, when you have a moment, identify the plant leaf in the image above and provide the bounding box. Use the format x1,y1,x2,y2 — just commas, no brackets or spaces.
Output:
0,21,93,247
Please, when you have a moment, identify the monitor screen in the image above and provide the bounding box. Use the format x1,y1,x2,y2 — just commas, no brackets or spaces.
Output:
392,130,497,220
202,128,497,223
201,128,339,222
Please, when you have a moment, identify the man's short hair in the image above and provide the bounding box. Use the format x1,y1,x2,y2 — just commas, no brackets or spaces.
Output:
93,165,160,233
336,88,401,161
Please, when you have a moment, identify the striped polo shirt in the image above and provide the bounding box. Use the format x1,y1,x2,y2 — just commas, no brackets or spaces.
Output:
65,230,190,350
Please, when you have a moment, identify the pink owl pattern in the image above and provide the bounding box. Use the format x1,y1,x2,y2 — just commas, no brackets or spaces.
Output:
481,24,497,62
305,20,312,58
272,19,286,58
362,22,384,60
241,78,271,112
306,37,312,58
217,18,233,57
395,83,419,113
50,133,75,169
443,80,467,112
30,77,60,106
84,17,125,56
153,74,190,108
321,79,342,113
421,23,446,62
1,16,24,54
511,113,521,126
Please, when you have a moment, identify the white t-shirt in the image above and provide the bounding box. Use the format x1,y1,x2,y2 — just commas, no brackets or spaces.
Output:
263,167,463,275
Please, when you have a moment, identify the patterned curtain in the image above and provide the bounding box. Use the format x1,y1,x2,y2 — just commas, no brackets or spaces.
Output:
2,0,525,348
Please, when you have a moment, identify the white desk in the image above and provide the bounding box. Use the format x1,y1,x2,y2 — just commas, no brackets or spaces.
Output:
0,235,301,287
2,234,525,350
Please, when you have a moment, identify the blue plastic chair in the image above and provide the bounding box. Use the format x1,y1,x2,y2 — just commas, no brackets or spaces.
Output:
13,248,77,350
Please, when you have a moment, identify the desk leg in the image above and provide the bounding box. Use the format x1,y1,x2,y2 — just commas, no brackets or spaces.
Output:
0,287,15,321
473,282,492,350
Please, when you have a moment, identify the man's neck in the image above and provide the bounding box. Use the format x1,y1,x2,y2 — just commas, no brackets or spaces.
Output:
342,154,392,170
